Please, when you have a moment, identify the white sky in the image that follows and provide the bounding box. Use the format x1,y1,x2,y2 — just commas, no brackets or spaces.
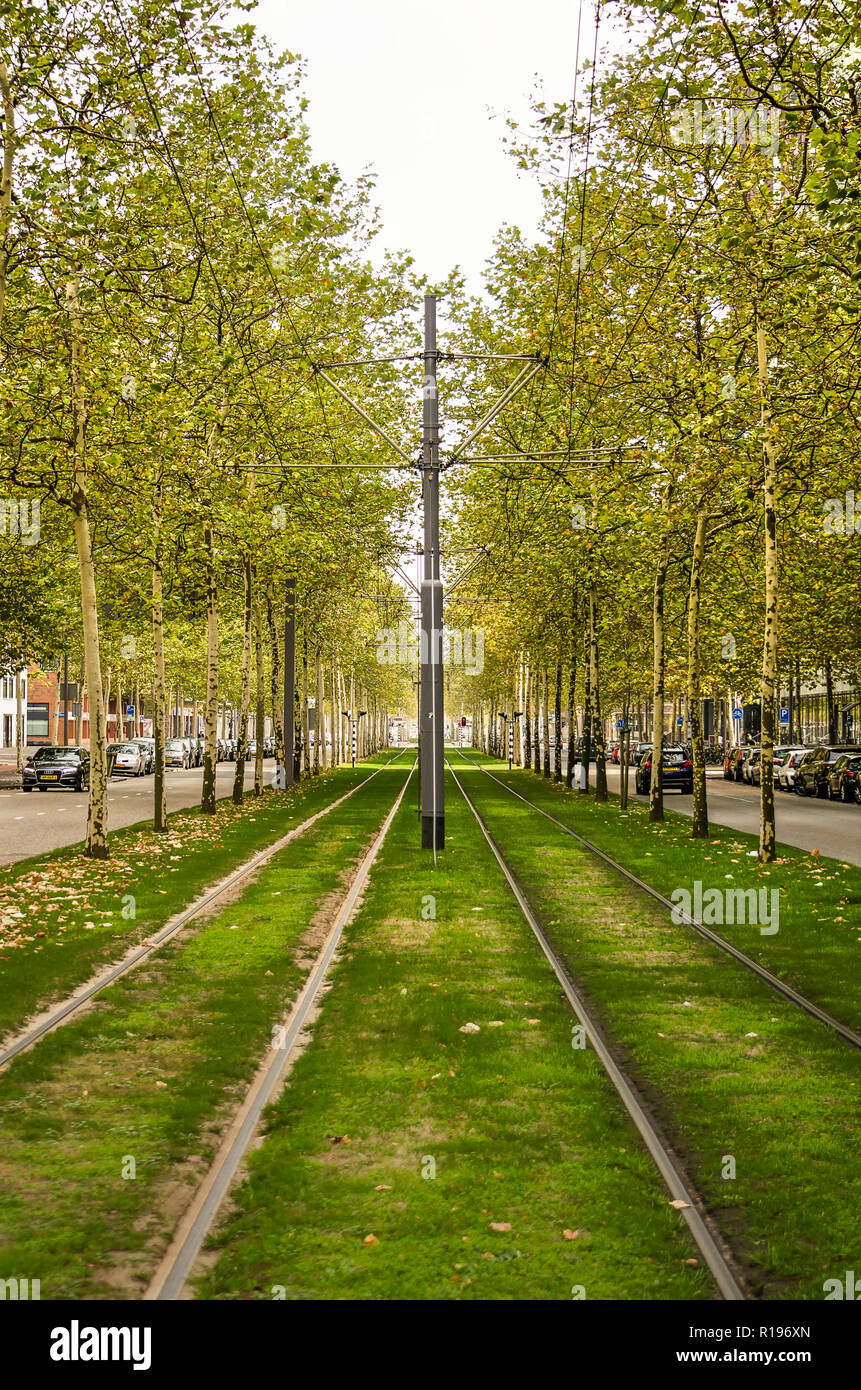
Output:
243,0,606,292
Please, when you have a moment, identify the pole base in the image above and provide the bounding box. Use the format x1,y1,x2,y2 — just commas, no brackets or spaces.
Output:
422,815,445,850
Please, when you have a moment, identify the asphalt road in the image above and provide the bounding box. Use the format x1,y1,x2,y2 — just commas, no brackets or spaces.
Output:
0,762,258,864
531,753,861,866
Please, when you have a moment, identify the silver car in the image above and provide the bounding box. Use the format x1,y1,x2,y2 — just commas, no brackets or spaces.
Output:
777,747,808,792
107,742,146,777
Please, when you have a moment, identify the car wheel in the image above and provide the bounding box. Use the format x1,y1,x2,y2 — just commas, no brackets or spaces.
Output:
855,784,861,806
22,785,32,792
816,780,828,799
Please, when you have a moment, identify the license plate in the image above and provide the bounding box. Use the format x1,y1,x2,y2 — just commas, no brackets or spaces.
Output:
40,774,58,781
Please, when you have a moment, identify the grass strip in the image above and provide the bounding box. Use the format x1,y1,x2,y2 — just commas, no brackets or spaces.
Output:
463,752,861,1034
197,767,719,1302
454,757,860,1299
0,757,408,1299
0,754,391,1041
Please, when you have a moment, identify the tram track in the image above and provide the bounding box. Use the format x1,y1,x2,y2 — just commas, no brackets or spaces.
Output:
446,756,747,1302
144,757,416,1300
0,752,403,1073
454,750,861,1052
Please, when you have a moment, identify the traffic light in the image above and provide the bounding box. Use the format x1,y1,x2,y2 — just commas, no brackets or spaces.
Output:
460,716,467,727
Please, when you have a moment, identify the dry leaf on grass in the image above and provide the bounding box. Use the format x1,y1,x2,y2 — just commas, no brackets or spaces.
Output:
562,1229,580,1240
459,1022,480,1034
489,1222,511,1233
362,1233,379,1246
668,1199,690,1210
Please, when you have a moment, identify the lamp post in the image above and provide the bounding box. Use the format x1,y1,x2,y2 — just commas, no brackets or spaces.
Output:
343,709,366,767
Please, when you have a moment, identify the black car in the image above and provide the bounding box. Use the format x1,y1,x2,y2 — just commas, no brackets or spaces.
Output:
22,745,91,792
826,753,861,804
635,744,693,795
795,745,861,798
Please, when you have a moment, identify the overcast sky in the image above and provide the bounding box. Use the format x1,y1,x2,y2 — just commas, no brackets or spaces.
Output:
243,0,607,293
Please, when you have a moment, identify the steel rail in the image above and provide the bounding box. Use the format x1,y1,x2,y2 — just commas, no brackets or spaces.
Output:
0,754,403,1072
455,751,861,1052
146,757,416,1301
446,757,746,1302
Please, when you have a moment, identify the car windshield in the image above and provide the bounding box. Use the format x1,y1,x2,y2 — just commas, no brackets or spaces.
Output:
35,747,79,764
166,740,184,749
108,744,137,753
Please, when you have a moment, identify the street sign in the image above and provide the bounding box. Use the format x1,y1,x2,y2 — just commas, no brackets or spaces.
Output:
126,705,135,716
732,707,744,719
676,716,684,726
616,720,624,730
779,708,790,723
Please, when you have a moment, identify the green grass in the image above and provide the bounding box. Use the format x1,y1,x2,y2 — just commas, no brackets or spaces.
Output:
460,750,861,1034
197,765,714,1302
0,755,391,1041
0,756,405,1299
447,753,861,1299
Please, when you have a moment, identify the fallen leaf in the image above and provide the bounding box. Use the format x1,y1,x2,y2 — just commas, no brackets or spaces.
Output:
489,1222,511,1233
459,1022,480,1034
374,1184,392,1191
363,1233,379,1246
563,1229,580,1240
669,1199,690,1210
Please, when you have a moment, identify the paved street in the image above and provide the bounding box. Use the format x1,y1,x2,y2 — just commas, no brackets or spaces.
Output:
0,762,257,864
524,751,861,866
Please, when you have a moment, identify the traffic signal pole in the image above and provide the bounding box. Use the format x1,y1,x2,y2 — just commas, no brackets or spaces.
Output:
420,293,444,851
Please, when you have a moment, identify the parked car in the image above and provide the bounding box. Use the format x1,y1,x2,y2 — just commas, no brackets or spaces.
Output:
130,738,155,773
795,745,861,798
22,745,91,792
193,736,205,765
776,748,807,792
743,748,761,784
723,745,753,782
247,740,258,761
107,742,146,777
635,744,693,795
826,753,861,804
165,738,189,769
216,738,227,762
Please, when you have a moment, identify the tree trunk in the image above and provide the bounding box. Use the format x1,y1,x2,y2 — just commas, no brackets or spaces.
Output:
201,522,219,814
234,558,252,804
757,316,779,862
254,590,264,796
686,511,709,838
590,586,607,802
66,271,108,857
151,472,167,831
649,490,672,822
266,585,285,774
553,661,563,782
524,661,532,768
14,669,23,771
0,58,15,343
581,608,592,793
313,651,322,775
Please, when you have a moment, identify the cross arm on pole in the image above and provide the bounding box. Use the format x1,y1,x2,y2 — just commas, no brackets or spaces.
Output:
313,365,416,467
445,358,545,466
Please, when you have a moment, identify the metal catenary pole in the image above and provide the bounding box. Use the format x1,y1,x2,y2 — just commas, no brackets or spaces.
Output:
420,293,444,851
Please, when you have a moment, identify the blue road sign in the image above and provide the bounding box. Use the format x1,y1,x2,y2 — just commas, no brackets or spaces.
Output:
732,707,744,719
126,705,135,716
616,720,625,730
677,716,684,726
779,708,790,723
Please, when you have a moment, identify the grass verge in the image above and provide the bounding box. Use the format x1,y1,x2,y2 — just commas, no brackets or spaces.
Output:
196,767,716,1301
0,757,407,1298
452,754,860,1299
0,755,391,1042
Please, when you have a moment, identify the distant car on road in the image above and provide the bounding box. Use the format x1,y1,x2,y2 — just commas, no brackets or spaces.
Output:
634,744,693,795
165,738,190,769
130,738,155,773
22,746,90,792
723,745,753,782
743,749,761,785
795,745,861,798
776,747,808,792
827,753,861,804
107,742,146,777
